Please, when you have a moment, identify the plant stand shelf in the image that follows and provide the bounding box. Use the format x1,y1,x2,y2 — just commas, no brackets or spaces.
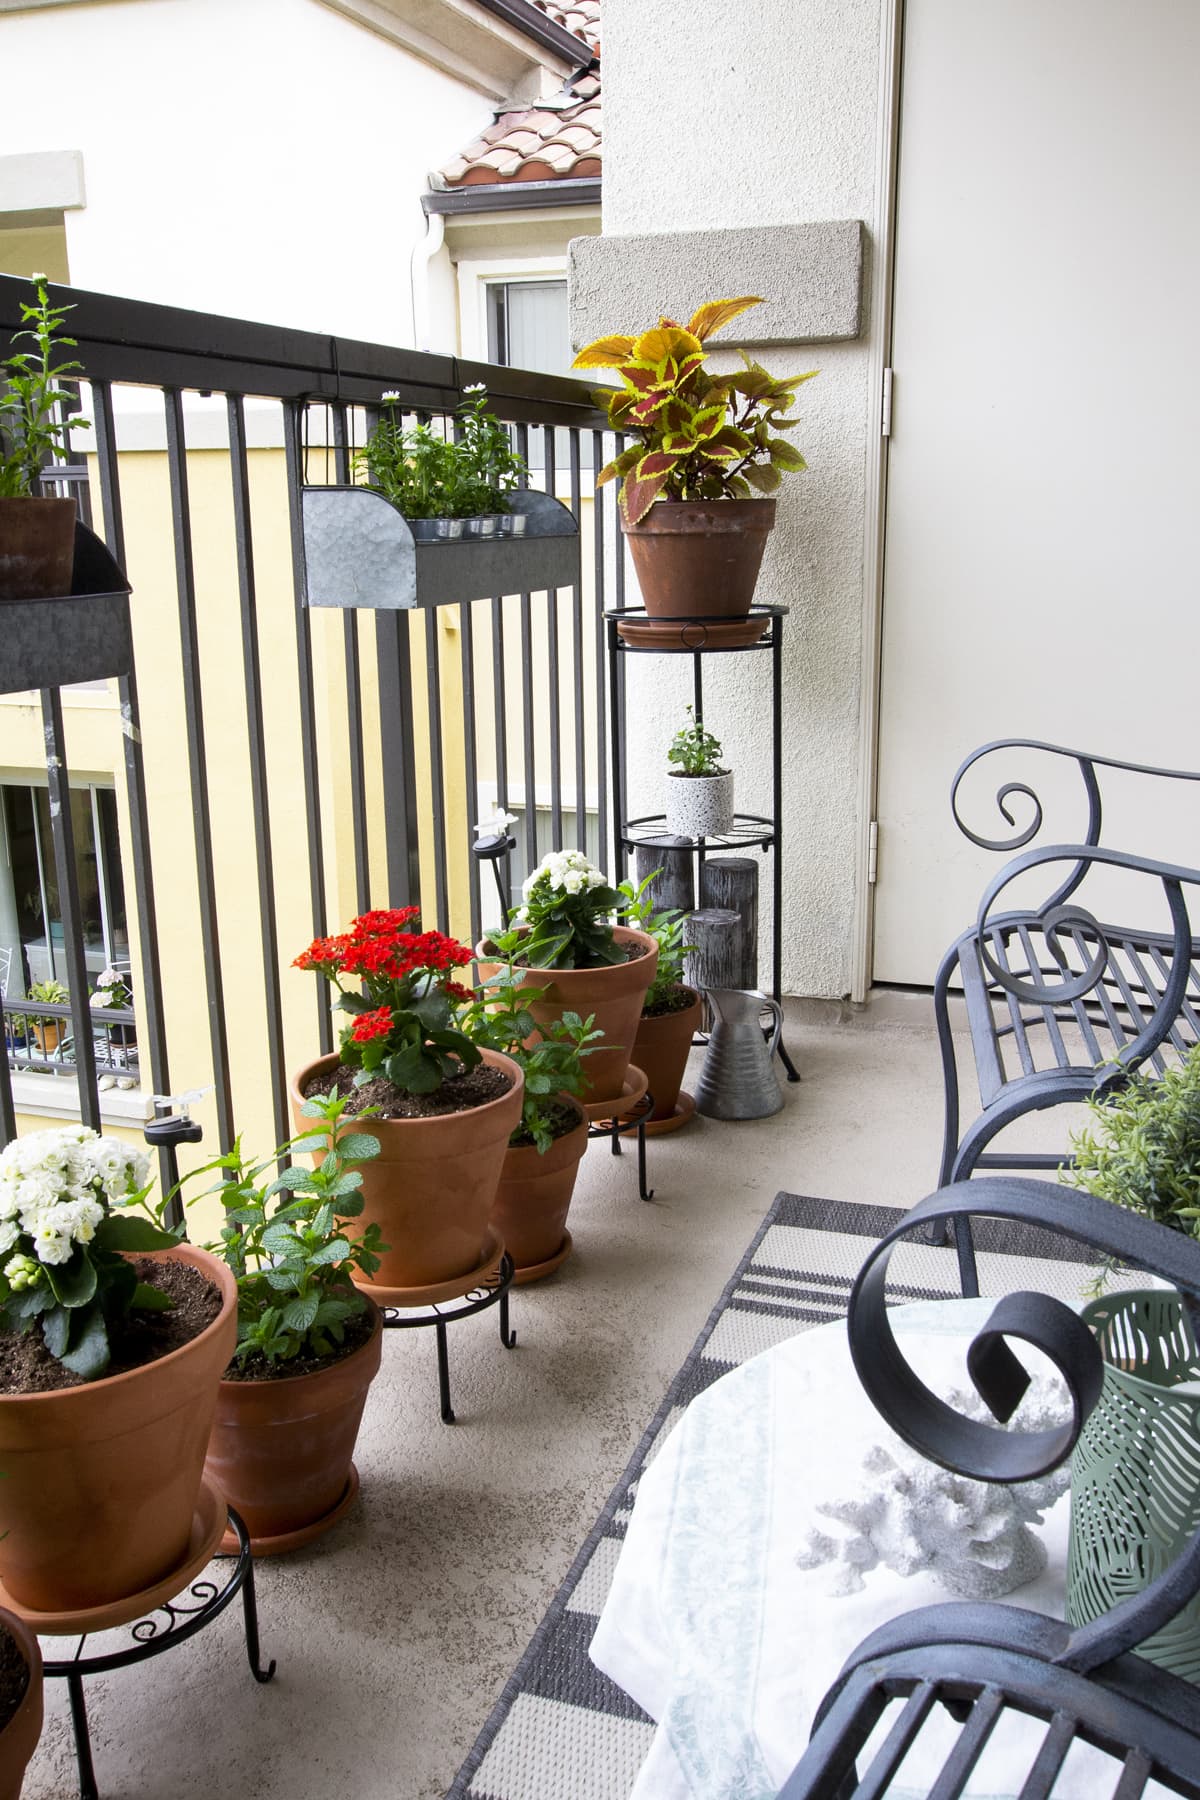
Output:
381,1252,517,1424
5,1492,275,1800
605,604,800,1084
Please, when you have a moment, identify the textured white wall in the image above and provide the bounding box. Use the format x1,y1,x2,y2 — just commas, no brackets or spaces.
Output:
0,0,487,343
592,0,884,998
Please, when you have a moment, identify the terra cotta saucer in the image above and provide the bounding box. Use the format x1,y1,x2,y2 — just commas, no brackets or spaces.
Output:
355,1225,506,1309
615,615,770,651
220,1463,361,1557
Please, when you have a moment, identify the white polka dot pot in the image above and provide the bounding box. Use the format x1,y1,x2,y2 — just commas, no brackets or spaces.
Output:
665,770,734,838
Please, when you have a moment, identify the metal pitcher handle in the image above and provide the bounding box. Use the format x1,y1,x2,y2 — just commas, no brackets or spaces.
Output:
754,992,784,1060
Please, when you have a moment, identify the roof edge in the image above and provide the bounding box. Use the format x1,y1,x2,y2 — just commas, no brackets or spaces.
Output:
423,175,601,214
471,0,592,68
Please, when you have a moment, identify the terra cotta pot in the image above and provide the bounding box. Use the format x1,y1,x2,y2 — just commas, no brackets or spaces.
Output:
205,1302,383,1549
490,1099,589,1281
0,496,76,603
634,987,703,1124
476,925,658,1106
289,1049,523,1294
621,498,776,624
0,1608,42,1800
0,1243,237,1613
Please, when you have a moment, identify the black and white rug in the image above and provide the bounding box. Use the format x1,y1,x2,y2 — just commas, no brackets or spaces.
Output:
445,1192,1104,1800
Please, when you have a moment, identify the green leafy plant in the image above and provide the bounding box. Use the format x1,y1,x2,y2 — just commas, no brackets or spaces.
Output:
620,869,695,1011
294,907,479,1097
26,978,67,1031
464,973,601,1152
0,1126,178,1380
181,1091,387,1370
667,706,727,778
0,276,91,499
498,849,628,971
355,385,527,521
573,296,816,524
1067,1052,1200,1244
456,383,526,515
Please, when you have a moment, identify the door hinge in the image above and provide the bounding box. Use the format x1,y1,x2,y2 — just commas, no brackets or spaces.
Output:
881,368,893,438
867,820,879,884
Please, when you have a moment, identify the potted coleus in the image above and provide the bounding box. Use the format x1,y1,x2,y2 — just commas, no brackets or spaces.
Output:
181,1092,387,1553
622,871,701,1133
1062,1048,1200,1676
0,275,89,602
0,1126,236,1613
477,849,658,1108
573,296,815,636
290,907,523,1300
665,705,733,838
466,976,601,1282
0,1589,41,1800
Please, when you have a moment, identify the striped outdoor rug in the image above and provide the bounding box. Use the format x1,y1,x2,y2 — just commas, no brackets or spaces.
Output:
445,1191,1105,1800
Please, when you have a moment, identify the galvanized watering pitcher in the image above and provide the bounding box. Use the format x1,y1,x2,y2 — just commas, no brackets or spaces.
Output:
694,989,784,1120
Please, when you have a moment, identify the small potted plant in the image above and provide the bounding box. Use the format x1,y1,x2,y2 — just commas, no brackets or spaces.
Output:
573,297,815,635
180,1092,387,1552
0,1126,236,1613
25,979,68,1057
0,274,90,601
290,907,523,1298
89,965,136,1049
354,385,528,540
1061,1049,1200,1676
477,850,658,1108
465,973,601,1282
0,1589,42,1800
622,871,701,1133
456,383,527,536
665,705,733,838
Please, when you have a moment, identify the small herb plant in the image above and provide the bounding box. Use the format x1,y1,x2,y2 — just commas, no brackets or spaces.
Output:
465,975,601,1151
355,385,526,521
456,383,526,516
0,276,90,499
667,706,727,778
182,1091,387,1371
501,849,628,970
0,1127,177,1380
1067,1051,1200,1252
620,870,695,1011
294,907,478,1096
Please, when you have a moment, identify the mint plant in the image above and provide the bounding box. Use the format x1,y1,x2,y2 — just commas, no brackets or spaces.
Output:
465,974,601,1151
667,706,726,777
0,276,90,498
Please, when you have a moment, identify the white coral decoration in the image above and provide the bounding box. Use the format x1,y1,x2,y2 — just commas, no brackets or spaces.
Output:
0,1127,150,1270
521,847,607,902
795,1379,1071,1600
474,807,518,839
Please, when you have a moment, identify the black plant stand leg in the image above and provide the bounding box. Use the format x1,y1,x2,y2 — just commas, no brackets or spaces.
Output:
777,1035,801,1083
499,1291,516,1349
435,1318,455,1423
241,1554,276,1684
637,1118,654,1202
66,1670,98,1800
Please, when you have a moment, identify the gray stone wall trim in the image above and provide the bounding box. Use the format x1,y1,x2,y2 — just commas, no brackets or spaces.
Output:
568,220,864,348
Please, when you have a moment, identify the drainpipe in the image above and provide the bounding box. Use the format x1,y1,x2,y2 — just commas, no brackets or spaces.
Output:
410,193,446,355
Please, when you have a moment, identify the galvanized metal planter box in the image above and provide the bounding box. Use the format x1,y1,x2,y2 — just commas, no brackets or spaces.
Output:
300,485,580,612
0,525,132,695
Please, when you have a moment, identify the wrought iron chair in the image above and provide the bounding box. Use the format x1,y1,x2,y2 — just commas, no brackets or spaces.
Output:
781,1178,1200,1799
934,739,1200,1292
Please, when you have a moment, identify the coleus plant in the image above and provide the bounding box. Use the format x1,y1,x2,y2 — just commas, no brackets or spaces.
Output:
573,296,817,525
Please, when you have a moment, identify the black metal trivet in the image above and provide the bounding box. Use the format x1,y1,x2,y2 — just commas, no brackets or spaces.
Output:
382,1253,517,1424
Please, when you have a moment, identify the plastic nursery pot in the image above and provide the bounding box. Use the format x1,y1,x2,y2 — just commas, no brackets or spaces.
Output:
633,987,703,1124
620,497,777,622
475,925,659,1107
490,1099,589,1282
0,1244,237,1614
0,1607,42,1800
204,1303,384,1552
288,1049,524,1295
665,770,734,838
0,496,77,603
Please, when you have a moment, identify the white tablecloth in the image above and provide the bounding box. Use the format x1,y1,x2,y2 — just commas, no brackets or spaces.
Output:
590,1298,1172,1800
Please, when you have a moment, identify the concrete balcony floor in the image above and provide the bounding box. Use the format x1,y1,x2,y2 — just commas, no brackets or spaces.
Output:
21,993,1081,1800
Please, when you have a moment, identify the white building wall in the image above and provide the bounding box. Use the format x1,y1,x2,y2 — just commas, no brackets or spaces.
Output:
0,0,488,344
591,0,886,999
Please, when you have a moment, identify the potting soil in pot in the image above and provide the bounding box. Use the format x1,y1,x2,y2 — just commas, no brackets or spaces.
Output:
221,1303,376,1382
304,1061,512,1120
0,1626,28,1733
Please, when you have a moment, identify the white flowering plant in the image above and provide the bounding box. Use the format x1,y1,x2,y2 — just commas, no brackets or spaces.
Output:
89,966,132,1011
504,848,628,969
0,1127,179,1380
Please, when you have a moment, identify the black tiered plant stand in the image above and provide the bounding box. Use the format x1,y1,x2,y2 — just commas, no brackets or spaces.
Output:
605,603,800,1083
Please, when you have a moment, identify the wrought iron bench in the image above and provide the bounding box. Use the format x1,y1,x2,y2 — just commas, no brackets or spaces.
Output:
780,1177,1200,1799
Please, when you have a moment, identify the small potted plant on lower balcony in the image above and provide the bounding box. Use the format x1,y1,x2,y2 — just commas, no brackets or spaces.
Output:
25,979,68,1058
477,850,658,1109
182,1092,387,1553
665,706,733,838
290,908,523,1300
0,1126,236,1613
0,275,89,602
623,871,701,1132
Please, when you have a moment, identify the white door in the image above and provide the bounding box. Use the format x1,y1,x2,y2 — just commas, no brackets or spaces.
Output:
873,0,1200,986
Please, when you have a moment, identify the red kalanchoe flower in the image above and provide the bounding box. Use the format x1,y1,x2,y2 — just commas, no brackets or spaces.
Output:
348,908,420,939
293,934,349,972
349,1005,394,1043
444,981,474,1002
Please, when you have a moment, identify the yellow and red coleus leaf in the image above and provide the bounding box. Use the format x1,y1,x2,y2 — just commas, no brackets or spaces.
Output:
595,443,643,488
632,324,704,369
690,403,729,441
620,450,681,525
573,334,636,370
696,426,753,462
621,363,663,395
685,296,763,342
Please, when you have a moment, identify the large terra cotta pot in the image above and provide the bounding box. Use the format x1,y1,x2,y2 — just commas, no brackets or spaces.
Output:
634,987,703,1124
289,1048,523,1293
205,1302,383,1548
0,497,76,603
490,1098,589,1281
476,925,658,1106
0,1608,42,1800
0,1243,237,1613
621,498,776,622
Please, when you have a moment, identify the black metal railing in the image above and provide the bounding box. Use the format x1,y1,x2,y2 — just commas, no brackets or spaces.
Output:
0,273,620,1165
2,1000,138,1080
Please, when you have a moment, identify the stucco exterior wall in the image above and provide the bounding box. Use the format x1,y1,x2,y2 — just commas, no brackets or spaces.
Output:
582,0,885,999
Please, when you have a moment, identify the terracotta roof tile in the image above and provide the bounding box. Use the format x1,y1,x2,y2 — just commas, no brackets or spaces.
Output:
529,0,600,54
435,57,603,191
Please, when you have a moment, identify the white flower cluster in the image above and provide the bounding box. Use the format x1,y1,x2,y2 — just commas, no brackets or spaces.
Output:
522,848,608,901
0,1126,150,1270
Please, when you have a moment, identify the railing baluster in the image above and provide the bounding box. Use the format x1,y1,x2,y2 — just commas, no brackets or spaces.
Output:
40,690,101,1132
593,429,608,871
331,403,370,914
426,612,450,933
569,429,586,853
461,602,482,950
